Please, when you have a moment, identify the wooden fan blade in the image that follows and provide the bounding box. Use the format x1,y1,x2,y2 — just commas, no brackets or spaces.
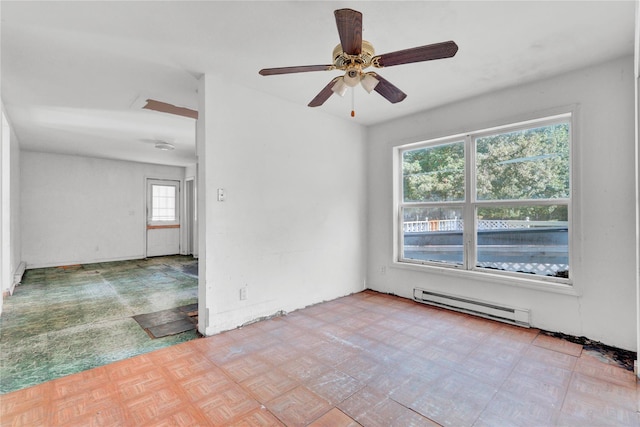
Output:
143,99,198,119
373,41,458,68
334,8,362,55
259,65,334,76
371,73,407,104
308,78,339,107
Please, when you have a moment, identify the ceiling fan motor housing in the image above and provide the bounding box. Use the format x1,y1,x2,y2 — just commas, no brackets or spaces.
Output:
332,40,375,69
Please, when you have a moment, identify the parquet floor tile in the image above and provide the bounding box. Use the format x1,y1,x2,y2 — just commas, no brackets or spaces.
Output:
521,345,578,371
1,289,638,427
105,353,158,381
305,369,364,405
193,383,261,425
240,368,299,403
477,390,561,427
501,370,568,407
228,407,286,426
533,334,584,357
266,385,332,427
278,355,332,383
159,350,215,381
149,406,212,427
114,367,170,401
307,408,360,427
221,353,273,383
177,367,235,403
50,392,127,426
574,353,637,388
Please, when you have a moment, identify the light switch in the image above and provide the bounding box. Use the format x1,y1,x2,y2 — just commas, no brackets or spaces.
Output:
217,188,226,202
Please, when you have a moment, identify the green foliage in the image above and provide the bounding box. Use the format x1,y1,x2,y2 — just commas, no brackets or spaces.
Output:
402,123,570,220
403,141,465,202
476,123,569,201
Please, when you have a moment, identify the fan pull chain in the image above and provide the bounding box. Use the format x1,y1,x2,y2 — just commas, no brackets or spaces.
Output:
351,87,355,117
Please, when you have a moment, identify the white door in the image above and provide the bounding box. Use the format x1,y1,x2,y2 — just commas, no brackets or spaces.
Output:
146,179,180,257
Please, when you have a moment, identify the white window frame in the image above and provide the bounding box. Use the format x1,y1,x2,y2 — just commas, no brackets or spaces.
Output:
147,179,180,226
394,111,574,289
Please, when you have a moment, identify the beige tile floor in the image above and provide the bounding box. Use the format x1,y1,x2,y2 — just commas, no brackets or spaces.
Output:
1,290,638,426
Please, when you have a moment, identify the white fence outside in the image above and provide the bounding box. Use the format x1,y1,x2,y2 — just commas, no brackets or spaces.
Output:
403,219,568,233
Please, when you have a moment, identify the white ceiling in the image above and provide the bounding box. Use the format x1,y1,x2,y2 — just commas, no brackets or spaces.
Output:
1,1,635,167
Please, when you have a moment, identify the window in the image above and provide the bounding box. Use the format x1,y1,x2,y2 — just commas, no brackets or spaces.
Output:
151,184,177,222
397,113,571,283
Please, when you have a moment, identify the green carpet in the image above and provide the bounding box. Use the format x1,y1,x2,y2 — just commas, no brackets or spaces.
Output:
0,256,199,394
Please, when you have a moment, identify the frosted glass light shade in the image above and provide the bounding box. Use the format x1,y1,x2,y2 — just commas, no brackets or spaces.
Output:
361,73,379,93
331,78,349,97
343,71,360,87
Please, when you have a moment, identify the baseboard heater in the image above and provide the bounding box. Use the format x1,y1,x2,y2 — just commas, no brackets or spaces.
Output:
413,288,530,328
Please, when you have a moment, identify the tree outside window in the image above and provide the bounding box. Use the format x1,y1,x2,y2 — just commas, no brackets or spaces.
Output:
399,115,571,281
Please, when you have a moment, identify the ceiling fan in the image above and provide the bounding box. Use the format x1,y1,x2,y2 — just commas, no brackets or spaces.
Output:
259,8,458,114
140,138,176,151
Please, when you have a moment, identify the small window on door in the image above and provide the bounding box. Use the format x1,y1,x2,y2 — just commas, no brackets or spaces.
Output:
151,184,177,222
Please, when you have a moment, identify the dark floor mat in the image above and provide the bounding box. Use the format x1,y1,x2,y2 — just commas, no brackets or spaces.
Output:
133,304,198,338
147,318,196,338
178,303,198,314
133,308,186,329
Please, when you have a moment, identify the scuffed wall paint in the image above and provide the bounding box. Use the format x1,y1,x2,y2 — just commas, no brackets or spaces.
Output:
198,74,367,335
367,57,636,351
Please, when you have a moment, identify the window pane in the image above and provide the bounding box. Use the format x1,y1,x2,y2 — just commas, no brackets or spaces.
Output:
403,141,465,202
402,207,463,265
476,205,568,277
151,185,176,221
475,123,570,201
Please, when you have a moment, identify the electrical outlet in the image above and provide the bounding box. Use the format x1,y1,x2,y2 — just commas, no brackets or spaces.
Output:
380,266,386,275
239,287,248,300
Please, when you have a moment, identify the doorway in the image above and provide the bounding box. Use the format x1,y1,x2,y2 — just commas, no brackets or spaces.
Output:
146,179,181,257
185,178,195,256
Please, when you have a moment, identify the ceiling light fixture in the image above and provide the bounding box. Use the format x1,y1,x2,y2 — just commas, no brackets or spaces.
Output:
360,73,379,93
343,69,360,87
332,70,380,98
154,141,175,151
331,77,349,97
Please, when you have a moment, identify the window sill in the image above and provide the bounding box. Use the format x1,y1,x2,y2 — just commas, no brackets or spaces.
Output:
391,260,580,296
147,224,180,230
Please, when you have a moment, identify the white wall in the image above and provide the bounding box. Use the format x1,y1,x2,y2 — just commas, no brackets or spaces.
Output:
0,107,22,315
185,164,196,179
366,56,636,351
1,110,9,302
634,0,639,371
185,163,197,258
9,121,21,288
21,152,185,268
198,74,367,335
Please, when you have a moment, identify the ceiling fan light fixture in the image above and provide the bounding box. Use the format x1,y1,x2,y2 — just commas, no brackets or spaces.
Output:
154,141,175,151
331,77,349,97
361,73,379,93
343,69,360,87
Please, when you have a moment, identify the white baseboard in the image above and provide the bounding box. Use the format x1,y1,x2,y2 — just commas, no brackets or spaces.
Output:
24,255,146,270
8,261,26,296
